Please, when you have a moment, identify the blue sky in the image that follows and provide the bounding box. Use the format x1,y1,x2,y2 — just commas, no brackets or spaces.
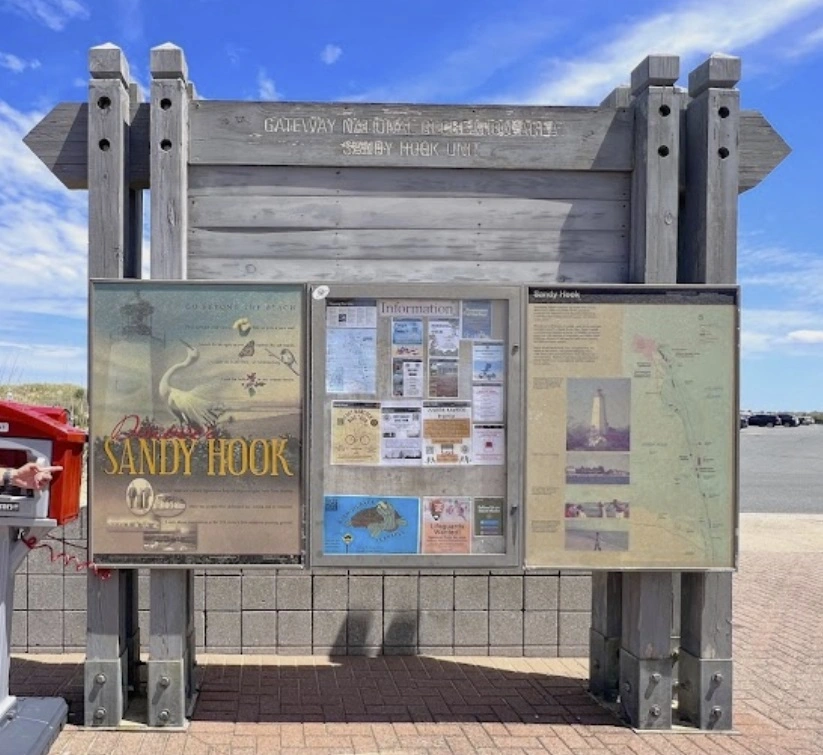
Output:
1,0,822,410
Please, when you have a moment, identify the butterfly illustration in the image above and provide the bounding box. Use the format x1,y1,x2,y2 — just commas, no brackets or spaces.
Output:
238,340,255,358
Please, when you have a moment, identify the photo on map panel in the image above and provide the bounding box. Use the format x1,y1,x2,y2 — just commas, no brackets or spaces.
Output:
564,519,629,552
565,452,630,485
566,378,631,452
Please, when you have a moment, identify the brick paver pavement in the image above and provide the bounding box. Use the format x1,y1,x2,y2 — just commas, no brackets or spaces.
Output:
11,546,823,754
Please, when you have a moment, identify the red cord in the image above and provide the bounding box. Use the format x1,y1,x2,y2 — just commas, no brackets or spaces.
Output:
22,536,112,580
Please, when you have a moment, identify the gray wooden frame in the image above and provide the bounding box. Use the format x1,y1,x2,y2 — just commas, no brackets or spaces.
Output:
309,283,523,568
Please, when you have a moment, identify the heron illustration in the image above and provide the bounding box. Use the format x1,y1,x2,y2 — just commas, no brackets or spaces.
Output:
158,340,225,431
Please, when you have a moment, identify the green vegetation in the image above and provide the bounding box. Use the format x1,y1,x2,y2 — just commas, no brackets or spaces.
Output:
0,383,88,428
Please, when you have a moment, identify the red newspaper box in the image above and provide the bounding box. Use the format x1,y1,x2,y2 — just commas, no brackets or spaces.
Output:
0,401,86,524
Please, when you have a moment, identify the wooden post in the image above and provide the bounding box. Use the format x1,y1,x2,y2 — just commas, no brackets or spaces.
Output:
125,82,144,279
677,53,741,731
85,43,139,729
589,572,622,700
147,42,195,728
617,54,681,730
588,83,634,704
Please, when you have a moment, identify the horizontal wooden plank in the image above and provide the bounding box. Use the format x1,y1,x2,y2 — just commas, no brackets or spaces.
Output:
188,165,632,200
189,101,634,171
738,111,790,193
188,228,628,262
22,102,150,190
24,101,787,193
188,257,629,284
189,196,628,233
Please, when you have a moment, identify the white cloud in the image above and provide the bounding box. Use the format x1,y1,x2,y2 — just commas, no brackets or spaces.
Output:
740,304,823,357
321,44,342,65
785,23,823,58
114,0,142,43
739,243,823,304
737,242,823,357
0,101,89,376
226,44,246,66
787,330,823,343
0,52,40,73
344,12,561,102
3,0,89,31
257,68,281,101
520,0,823,103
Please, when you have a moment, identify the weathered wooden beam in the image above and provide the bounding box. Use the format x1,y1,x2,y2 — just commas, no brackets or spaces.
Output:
599,85,632,108
677,52,739,732
688,53,742,98
628,55,682,283
147,42,194,730
631,54,679,95
23,102,150,190
738,110,790,192
188,102,634,171
681,54,741,284
619,573,674,729
23,103,786,193
85,44,138,729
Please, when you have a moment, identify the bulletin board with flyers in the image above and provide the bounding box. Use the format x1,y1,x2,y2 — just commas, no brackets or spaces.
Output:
309,284,522,567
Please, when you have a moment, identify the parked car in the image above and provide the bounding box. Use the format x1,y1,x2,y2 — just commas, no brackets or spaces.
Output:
799,415,816,425
740,415,748,428
778,413,799,427
747,413,782,427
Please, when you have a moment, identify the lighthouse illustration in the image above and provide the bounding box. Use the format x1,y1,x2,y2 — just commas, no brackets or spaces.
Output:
588,388,609,447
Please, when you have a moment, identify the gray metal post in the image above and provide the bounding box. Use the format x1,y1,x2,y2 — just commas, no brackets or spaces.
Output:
147,42,195,728
677,53,741,731
0,523,66,754
84,43,139,728
617,54,682,730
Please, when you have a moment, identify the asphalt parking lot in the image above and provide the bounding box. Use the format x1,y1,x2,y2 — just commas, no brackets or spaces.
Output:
740,422,823,513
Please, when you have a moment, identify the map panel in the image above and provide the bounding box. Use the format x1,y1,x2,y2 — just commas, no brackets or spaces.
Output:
525,286,737,570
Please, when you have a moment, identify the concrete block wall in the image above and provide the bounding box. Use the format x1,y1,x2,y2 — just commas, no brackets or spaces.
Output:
12,510,592,657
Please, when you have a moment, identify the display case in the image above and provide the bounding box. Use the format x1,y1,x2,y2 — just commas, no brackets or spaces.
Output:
310,284,523,567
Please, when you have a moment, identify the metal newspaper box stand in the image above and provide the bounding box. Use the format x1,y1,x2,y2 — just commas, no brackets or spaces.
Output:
0,401,86,755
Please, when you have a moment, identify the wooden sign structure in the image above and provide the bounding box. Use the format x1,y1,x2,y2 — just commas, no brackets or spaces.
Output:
25,44,788,731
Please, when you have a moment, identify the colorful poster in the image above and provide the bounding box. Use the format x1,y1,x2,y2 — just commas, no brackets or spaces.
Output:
461,300,492,339
422,496,471,553
428,359,459,398
391,318,424,358
331,402,381,465
326,328,376,394
428,318,461,357
472,384,504,423
472,342,505,383
472,497,506,553
323,495,420,554
392,359,424,398
326,302,377,328
472,426,505,465
381,403,422,465
89,282,303,565
422,402,472,464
